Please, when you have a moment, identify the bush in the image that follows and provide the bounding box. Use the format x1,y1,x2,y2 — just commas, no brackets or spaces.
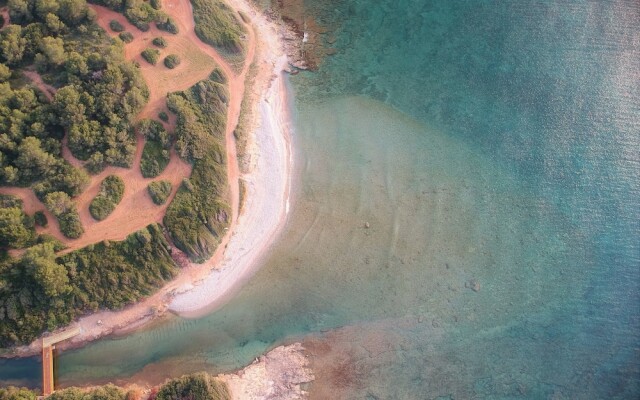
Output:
191,0,245,54
119,31,134,43
140,140,170,178
44,192,83,239
89,175,125,221
152,36,168,48
156,373,231,400
34,211,48,227
109,19,125,32
141,48,160,65
156,16,178,34
163,54,180,69
158,111,169,122
0,387,37,400
148,181,172,205
209,67,227,84
150,0,162,9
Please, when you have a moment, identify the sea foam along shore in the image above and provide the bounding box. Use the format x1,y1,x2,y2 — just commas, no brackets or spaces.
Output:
6,0,293,357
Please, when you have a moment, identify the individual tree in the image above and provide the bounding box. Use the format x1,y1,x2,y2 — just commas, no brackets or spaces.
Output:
40,36,66,66
43,191,72,215
57,0,88,25
14,137,58,181
0,207,33,248
24,243,70,297
0,64,11,83
35,0,60,20
0,25,27,65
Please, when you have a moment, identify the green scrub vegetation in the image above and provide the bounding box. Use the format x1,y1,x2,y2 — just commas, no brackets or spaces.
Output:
147,180,171,205
138,119,170,178
118,31,133,43
90,0,178,33
152,36,167,48
141,48,160,65
1,373,231,400
190,0,245,55
88,175,124,221
163,54,180,69
164,78,230,263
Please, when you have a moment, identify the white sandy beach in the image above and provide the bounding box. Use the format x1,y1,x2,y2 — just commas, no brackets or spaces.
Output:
169,58,293,316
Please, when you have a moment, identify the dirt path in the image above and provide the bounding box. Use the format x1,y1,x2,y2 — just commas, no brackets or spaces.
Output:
0,7,9,29
22,70,56,101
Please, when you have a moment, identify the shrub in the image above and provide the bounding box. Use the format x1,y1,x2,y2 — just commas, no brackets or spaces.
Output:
148,181,172,205
156,16,178,34
89,175,125,221
140,140,170,178
119,31,134,43
209,67,227,84
152,37,168,48
191,0,245,54
109,20,125,32
163,54,180,69
141,48,160,65
44,192,83,239
150,0,162,10
156,373,231,400
158,111,169,122
34,211,48,227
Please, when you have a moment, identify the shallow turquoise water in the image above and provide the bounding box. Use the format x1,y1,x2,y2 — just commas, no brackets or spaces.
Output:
1,0,639,397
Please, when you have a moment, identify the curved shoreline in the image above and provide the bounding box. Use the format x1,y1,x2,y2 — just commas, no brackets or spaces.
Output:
5,0,294,358
169,61,293,317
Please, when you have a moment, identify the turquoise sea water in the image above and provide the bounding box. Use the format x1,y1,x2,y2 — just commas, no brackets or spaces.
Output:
1,0,639,398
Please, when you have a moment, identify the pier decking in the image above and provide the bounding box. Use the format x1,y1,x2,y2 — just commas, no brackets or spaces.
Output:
41,327,81,396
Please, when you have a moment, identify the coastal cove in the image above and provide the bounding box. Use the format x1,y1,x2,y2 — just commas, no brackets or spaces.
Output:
1,0,639,398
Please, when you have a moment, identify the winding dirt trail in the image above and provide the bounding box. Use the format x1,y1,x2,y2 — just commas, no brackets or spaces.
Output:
0,0,254,254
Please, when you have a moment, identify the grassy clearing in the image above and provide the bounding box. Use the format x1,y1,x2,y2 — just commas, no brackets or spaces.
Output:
89,175,125,221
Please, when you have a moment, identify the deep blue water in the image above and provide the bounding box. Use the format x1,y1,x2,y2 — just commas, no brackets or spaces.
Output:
1,0,638,398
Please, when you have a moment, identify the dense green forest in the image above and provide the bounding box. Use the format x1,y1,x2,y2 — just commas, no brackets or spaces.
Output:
0,223,176,346
164,78,230,263
0,372,230,399
0,0,148,198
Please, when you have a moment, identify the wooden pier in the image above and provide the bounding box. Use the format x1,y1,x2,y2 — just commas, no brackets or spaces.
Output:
41,327,81,396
